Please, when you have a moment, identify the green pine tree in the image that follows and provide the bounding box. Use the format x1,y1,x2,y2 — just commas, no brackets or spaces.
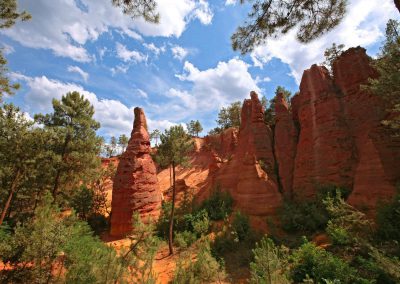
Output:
155,125,194,255
34,91,102,201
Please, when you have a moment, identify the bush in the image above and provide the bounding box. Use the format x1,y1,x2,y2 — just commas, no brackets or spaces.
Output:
173,241,225,283
278,185,349,234
199,186,233,220
70,186,94,220
156,202,210,246
87,213,108,235
326,221,351,246
232,211,250,242
290,240,355,283
174,230,197,249
279,199,329,234
250,236,290,284
376,190,400,242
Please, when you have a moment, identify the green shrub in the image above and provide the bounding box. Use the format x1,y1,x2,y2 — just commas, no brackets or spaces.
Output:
156,202,210,246
326,220,351,246
87,213,108,235
232,211,250,242
199,186,233,220
173,241,225,283
279,199,328,233
70,185,94,220
376,190,400,242
250,236,290,284
290,240,355,283
174,230,197,248
278,185,349,234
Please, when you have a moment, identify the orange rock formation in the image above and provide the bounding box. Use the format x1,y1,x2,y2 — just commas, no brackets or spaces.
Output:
110,107,161,236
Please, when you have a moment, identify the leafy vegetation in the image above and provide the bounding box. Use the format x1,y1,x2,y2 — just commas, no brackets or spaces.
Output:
209,101,242,134
198,186,233,221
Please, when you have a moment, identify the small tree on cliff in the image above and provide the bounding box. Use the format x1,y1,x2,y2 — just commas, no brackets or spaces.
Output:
155,125,194,255
322,43,345,73
118,134,129,152
187,120,203,137
35,91,102,201
150,129,161,146
368,19,400,136
264,86,292,125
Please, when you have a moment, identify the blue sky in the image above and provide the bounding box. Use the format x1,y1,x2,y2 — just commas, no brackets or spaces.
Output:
1,0,399,139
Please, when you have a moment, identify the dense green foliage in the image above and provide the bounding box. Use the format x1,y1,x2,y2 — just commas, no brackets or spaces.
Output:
198,186,233,220
368,19,400,135
376,188,400,242
209,101,242,134
172,240,226,283
264,86,292,125
250,236,289,284
278,185,350,234
290,240,354,283
34,91,102,201
186,119,203,137
0,193,124,283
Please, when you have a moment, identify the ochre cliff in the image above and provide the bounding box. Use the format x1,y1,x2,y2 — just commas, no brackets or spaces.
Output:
108,47,399,231
110,107,161,237
287,47,400,212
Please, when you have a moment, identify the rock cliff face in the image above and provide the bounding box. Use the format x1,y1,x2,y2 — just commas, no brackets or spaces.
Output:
274,92,298,198
283,47,400,212
212,92,282,216
110,108,161,236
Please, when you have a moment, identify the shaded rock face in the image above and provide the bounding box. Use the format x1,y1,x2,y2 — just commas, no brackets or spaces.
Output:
110,107,161,236
283,47,400,212
274,92,298,197
213,92,282,216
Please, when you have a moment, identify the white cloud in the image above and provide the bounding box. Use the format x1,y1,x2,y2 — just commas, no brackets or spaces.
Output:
136,89,149,99
116,42,146,63
225,0,237,5
255,76,271,83
12,73,176,137
1,43,15,55
143,42,166,55
98,47,108,60
250,0,398,83
67,65,89,82
171,45,189,60
191,0,213,25
110,64,129,76
176,58,260,107
1,0,213,62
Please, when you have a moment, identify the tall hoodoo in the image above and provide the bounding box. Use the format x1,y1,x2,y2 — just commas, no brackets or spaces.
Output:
214,91,282,216
274,92,298,198
110,107,161,237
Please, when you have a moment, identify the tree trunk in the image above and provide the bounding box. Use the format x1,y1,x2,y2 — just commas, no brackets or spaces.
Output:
0,168,22,226
52,133,71,198
168,161,176,255
395,0,400,13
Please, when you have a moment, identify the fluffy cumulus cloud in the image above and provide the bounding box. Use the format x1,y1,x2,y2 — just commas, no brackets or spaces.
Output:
171,45,189,60
176,58,260,108
145,57,258,122
250,0,398,83
67,65,89,82
1,0,213,62
115,42,147,63
11,73,175,136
